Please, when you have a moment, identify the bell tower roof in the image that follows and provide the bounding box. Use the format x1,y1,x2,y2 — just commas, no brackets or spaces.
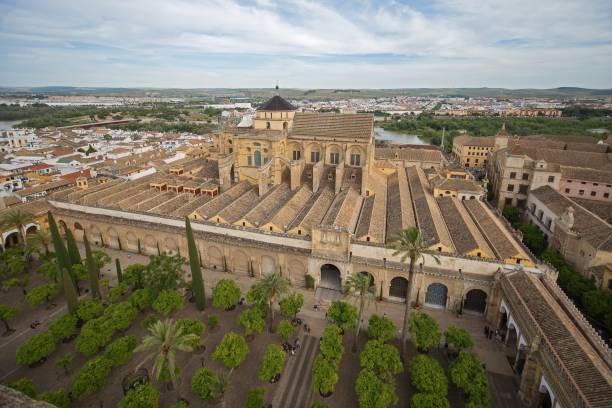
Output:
257,95,296,111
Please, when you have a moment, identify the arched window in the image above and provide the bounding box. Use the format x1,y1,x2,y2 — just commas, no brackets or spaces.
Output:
254,150,262,166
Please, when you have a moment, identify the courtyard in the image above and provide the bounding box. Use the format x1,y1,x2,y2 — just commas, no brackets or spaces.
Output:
1,244,521,407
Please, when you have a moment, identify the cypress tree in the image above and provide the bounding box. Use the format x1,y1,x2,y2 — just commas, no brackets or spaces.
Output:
47,212,70,272
62,267,78,314
186,217,205,310
156,242,161,256
115,258,123,283
117,238,123,251
65,228,82,265
137,238,141,254
84,234,101,299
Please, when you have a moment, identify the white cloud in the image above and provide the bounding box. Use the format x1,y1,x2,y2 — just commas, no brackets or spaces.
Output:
0,0,610,88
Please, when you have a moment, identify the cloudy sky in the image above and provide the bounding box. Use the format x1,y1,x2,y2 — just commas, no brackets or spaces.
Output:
0,0,611,89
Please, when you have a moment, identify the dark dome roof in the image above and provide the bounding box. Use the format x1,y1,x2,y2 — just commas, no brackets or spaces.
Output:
257,95,296,111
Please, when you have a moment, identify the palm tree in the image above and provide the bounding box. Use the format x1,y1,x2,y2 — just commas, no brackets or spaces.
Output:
26,230,51,256
135,319,198,399
0,210,34,246
387,227,440,363
344,272,375,352
251,272,290,331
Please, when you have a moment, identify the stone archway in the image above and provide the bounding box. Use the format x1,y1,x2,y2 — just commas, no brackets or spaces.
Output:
358,271,375,289
4,231,19,248
125,232,138,252
26,225,38,236
425,282,448,309
206,246,223,270
320,264,341,291
463,289,487,314
389,276,408,300
289,260,306,286
144,235,157,255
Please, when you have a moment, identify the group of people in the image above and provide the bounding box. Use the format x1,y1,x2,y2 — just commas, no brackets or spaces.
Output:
484,325,506,342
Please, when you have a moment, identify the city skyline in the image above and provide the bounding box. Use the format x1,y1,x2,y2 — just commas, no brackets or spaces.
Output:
1,0,611,89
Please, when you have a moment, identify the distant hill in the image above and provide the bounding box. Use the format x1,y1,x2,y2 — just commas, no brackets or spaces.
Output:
1,86,611,100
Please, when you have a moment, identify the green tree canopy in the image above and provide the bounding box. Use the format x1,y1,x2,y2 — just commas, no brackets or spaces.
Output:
103,335,137,366
245,387,265,408
238,307,266,337
276,319,297,343
410,393,451,408
143,253,186,294
449,351,491,407
26,283,59,308
212,279,241,310
117,383,160,408
16,331,56,366
408,311,441,352
258,344,286,382
327,300,358,332
359,340,403,382
70,356,113,400
311,355,339,396
191,368,226,403
355,368,398,408
212,332,249,369
410,354,448,396
49,313,78,341
445,326,473,351
152,289,184,316
279,292,304,319
367,315,396,342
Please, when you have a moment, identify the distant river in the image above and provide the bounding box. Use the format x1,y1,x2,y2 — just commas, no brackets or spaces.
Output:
0,120,20,130
374,127,428,145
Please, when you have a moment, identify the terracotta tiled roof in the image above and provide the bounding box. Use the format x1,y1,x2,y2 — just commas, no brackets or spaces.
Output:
290,113,373,140
406,166,439,246
506,271,612,407
561,166,612,184
452,135,496,147
507,146,612,171
530,186,612,251
375,147,444,162
257,95,296,111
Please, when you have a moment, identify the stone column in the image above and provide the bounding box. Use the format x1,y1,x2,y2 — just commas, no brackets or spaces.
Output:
518,354,541,407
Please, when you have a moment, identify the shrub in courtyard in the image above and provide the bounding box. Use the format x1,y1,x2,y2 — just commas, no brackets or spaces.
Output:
16,331,56,366
118,383,160,408
410,354,448,396
279,292,304,319
49,313,78,341
245,387,265,408
129,288,155,311
71,356,113,400
55,352,74,375
410,393,451,408
176,318,204,348
105,301,139,331
277,319,297,343
355,368,398,408
311,403,330,408
143,253,186,294
212,279,241,310
305,274,314,289
449,351,491,407
0,304,19,334
320,324,344,365
208,315,220,329
141,314,159,330
311,355,339,396
123,263,146,289
367,314,396,342
7,377,36,397
103,335,137,366
152,289,184,316
76,298,104,322
76,316,115,356
169,402,188,408
109,281,130,303
258,344,286,382
408,311,441,352
445,326,473,351
38,388,69,408
359,340,403,382
191,367,226,402
327,300,358,332
26,283,59,308
238,307,265,337
213,332,249,369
